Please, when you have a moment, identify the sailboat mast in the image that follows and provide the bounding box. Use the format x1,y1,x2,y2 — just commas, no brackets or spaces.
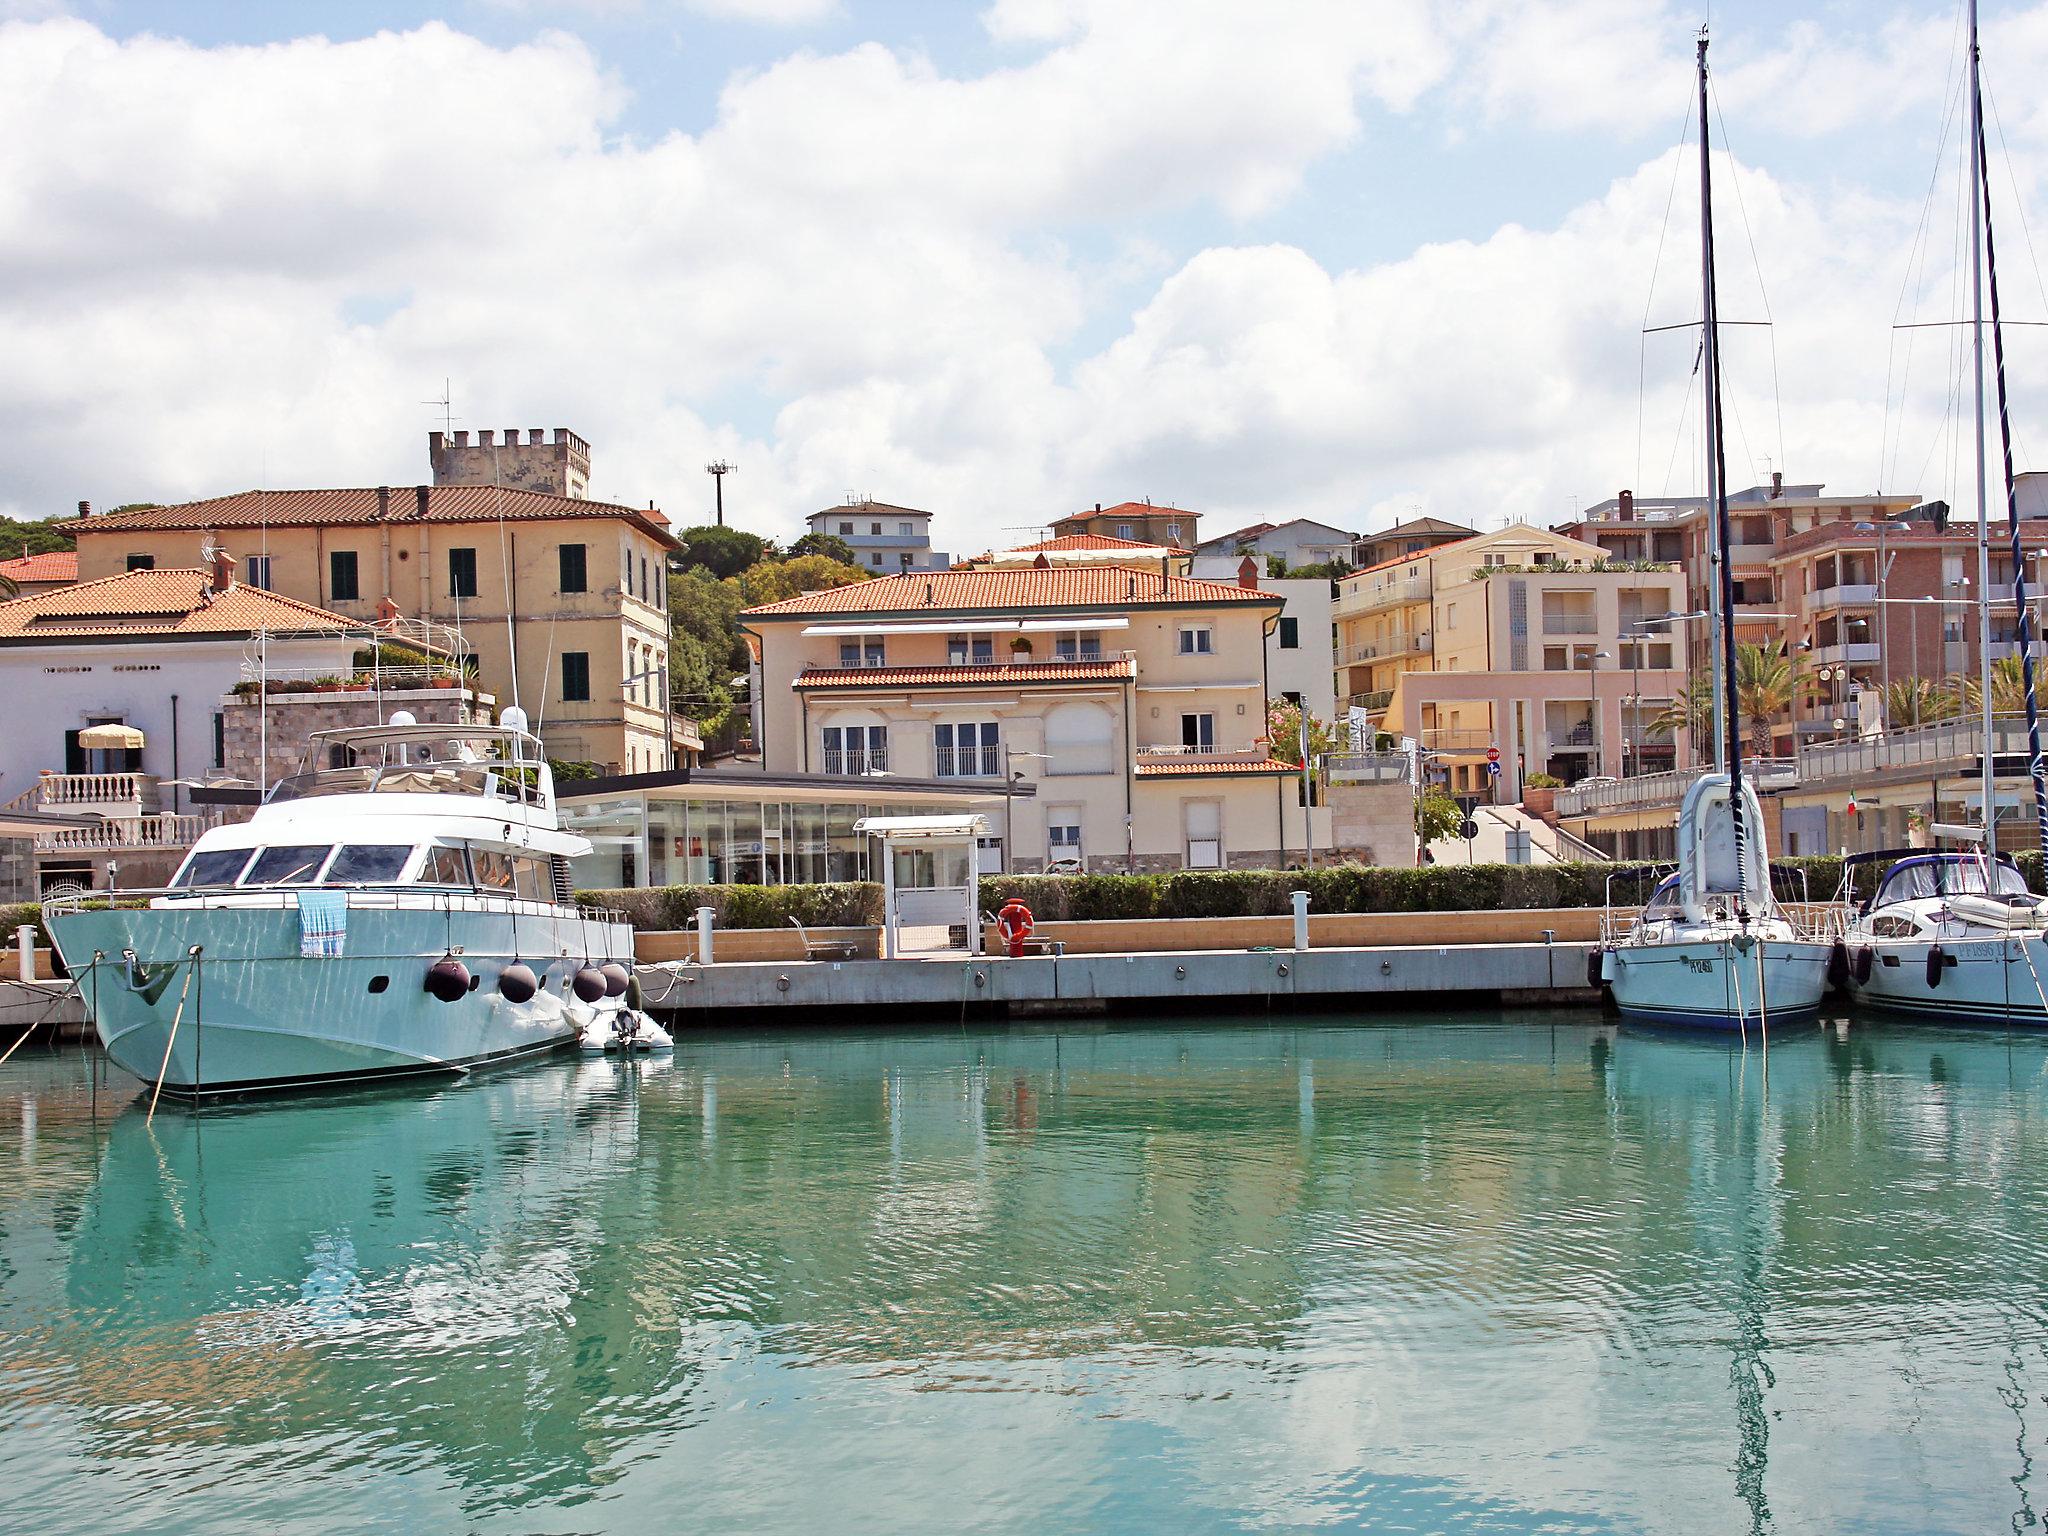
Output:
1697,33,1728,774
1976,68,2048,857
1970,0,1997,859
1697,31,1750,908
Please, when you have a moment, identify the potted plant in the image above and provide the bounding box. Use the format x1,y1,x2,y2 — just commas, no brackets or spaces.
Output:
1521,771,1563,821
1009,635,1034,659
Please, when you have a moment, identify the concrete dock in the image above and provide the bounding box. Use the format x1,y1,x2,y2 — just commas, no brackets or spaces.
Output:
639,939,1602,1022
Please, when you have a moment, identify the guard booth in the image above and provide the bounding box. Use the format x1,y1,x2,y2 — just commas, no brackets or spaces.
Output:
855,813,987,959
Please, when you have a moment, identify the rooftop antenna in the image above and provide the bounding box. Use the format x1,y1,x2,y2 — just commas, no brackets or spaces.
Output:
424,379,457,436
706,460,735,527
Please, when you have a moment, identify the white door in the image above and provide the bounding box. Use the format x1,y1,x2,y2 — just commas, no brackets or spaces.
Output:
1184,799,1222,869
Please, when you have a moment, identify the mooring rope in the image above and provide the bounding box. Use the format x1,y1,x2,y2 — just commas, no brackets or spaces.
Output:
145,945,201,1126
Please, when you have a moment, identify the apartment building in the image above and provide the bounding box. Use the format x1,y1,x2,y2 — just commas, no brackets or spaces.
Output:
1350,516,1475,571
1194,518,1356,570
806,499,950,572
1334,525,1686,797
59,430,697,775
739,564,1352,872
1560,479,1923,669
1049,501,1199,550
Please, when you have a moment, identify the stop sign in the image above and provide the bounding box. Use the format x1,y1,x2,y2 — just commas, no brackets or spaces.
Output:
1486,745,1501,763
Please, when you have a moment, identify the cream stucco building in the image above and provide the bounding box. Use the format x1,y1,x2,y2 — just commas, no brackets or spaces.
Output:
59,430,696,775
1335,525,1688,798
738,562,1358,871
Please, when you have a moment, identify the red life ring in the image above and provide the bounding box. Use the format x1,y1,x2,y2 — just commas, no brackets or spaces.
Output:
995,899,1035,957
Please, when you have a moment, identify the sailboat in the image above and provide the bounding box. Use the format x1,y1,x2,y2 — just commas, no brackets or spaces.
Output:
1843,0,2048,1024
1598,30,1836,1029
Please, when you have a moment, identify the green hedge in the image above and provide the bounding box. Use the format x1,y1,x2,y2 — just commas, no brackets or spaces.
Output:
0,903,49,951
575,882,882,930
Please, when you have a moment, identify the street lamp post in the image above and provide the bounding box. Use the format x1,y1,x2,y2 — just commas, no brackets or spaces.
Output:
1000,747,1051,873
1584,649,1612,777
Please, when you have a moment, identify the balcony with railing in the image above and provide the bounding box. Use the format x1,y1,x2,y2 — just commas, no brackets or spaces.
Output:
1347,689,1394,715
23,772,162,816
933,744,1004,778
1809,583,1878,612
1338,628,1432,664
1136,743,1276,766
1335,574,1432,615
1421,728,1494,753
821,747,888,776
1541,596,1600,636
35,813,207,853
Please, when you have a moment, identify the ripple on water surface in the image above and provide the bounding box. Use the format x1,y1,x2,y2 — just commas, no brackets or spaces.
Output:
3,1011,2048,1534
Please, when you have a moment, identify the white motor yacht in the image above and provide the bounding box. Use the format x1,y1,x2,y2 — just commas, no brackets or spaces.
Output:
1601,774,1835,1030
47,711,640,1098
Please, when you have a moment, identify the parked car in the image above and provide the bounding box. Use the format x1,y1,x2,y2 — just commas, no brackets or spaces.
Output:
1044,857,1084,876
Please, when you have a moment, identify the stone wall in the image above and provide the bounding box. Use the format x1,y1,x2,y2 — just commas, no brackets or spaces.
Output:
1328,780,1415,868
428,427,590,499
222,685,493,787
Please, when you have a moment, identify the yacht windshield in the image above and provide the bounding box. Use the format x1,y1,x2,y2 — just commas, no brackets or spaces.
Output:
1874,856,2029,907
325,844,413,884
173,848,256,888
243,845,333,885
1642,874,1682,917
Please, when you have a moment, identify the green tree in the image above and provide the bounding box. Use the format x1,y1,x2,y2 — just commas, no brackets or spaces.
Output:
733,553,873,607
0,514,75,559
1415,787,1463,844
1954,655,2038,717
1265,697,1341,763
788,531,858,565
675,525,773,579
1735,639,1805,757
1651,671,1716,747
1883,674,1962,729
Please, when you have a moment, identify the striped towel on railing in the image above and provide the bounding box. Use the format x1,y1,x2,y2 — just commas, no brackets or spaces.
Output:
298,890,348,958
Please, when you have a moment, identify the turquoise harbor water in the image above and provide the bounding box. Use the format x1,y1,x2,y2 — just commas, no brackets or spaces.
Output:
3,1011,2047,1534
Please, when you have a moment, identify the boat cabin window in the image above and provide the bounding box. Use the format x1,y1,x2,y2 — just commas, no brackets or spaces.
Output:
471,849,517,890
512,856,551,901
325,844,414,884
173,848,256,888
416,845,471,886
243,845,334,886
1642,875,1682,918
1873,857,2029,908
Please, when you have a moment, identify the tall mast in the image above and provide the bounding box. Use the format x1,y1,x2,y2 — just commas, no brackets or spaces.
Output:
1698,30,1750,908
1697,32,1728,774
1977,58,2048,857
1970,0,1996,857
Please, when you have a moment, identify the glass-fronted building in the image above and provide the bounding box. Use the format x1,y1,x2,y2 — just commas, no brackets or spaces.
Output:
558,770,1022,888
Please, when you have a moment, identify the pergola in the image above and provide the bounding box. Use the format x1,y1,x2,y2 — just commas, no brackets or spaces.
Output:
854,813,988,959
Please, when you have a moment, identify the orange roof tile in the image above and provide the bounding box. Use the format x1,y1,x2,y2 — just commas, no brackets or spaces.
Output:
0,568,357,641
0,550,76,584
795,659,1135,690
743,566,1277,619
1346,535,1477,581
1010,533,1190,555
55,485,678,548
1134,758,1299,777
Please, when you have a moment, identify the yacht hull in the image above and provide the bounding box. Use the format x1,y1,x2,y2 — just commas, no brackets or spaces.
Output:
1607,937,1832,1030
1848,936,2048,1027
52,901,635,1097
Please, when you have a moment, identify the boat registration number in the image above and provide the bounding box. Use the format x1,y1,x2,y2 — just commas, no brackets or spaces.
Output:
1682,956,1714,974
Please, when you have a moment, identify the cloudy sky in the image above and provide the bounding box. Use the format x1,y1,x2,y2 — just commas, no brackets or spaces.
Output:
4,0,2047,550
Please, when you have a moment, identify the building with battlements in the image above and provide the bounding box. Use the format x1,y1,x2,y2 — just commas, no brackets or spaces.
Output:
429,427,591,499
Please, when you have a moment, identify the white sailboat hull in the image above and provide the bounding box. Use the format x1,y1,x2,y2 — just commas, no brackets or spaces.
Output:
1607,934,1833,1030
1848,936,2048,1026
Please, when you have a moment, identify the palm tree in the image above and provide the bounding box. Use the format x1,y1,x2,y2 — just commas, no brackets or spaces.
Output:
1882,675,1962,729
1953,655,2036,717
1735,639,1804,758
1651,672,1716,760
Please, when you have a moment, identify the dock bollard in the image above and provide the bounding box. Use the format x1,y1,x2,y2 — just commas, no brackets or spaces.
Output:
696,906,715,966
1290,891,1310,953
14,925,34,984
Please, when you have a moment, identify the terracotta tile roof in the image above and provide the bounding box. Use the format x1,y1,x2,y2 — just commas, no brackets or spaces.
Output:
743,566,1278,619
1134,758,1299,777
794,659,1136,690
0,549,76,584
0,568,356,641
53,485,678,547
1010,533,1189,554
1346,535,1477,580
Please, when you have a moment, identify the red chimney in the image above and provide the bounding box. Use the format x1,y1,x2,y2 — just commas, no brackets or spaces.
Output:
1237,555,1259,589
210,549,236,594
1618,489,1635,522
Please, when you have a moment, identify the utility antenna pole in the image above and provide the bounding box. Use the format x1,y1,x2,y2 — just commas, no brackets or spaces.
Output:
424,379,456,435
706,461,735,527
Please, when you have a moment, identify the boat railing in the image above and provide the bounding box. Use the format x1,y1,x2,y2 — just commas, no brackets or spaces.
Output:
263,761,549,810
41,885,629,928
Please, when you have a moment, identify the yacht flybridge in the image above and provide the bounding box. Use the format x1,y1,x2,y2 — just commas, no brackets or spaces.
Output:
47,710,642,1098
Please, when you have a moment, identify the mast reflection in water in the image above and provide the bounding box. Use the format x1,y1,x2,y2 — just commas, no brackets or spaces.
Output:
3,1013,2047,1534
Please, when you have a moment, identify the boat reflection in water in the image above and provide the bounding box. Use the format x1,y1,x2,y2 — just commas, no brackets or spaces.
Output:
11,1014,2048,1534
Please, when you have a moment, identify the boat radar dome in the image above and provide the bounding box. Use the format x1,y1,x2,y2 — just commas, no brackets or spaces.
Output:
502,706,530,734
389,711,417,727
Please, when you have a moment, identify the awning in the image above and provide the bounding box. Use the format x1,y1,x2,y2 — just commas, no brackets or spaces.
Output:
853,813,989,841
77,723,144,749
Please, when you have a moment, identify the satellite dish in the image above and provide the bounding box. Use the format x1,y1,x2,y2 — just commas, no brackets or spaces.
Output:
389,711,417,726
502,705,529,735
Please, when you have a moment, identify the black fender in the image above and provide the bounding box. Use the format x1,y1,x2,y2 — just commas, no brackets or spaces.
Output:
1926,944,1946,989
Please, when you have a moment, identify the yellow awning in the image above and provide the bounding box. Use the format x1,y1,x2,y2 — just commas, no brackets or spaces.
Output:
77,723,144,750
